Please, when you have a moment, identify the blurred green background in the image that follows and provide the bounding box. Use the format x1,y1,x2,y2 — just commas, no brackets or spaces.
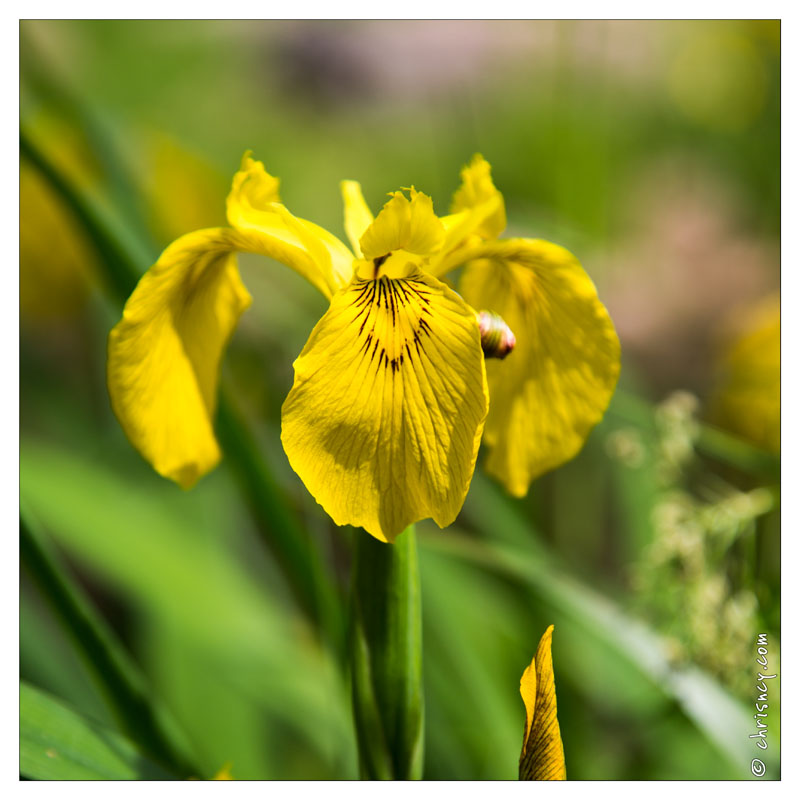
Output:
20,20,780,780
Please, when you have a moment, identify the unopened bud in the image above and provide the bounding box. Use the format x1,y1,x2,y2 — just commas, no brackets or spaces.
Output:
477,311,516,359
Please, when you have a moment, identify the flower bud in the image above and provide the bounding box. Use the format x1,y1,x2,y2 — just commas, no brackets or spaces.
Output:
477,310,516,359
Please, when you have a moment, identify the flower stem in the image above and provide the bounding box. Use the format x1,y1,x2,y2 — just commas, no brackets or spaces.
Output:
350,526,424,780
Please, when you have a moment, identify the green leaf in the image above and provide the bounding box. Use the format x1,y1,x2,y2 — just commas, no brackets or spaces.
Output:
20,586,115,729
20,508,195,774
20,683,177,780
216,388,344,651
21,436,356,778
418,547,530,779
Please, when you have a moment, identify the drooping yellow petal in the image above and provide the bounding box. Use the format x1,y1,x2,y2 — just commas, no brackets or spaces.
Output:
359,189,445,260
226,152,355,296
449,154,506,240
108,228,257,488
341,179,374,258
459,239,620,495
108,156,359,491
108,221,335,488
519,626,566,780
281,271,488,542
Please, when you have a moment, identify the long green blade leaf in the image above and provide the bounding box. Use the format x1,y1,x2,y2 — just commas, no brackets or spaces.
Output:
20,682,178,781
20,508,195,774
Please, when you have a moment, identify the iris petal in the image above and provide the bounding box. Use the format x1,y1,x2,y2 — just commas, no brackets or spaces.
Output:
107,216,350,488
341,179,374,258
227,153,354,295
430,194,503,277
281,271,488,542
459,238,620,496
519,626,566,780
108,228,253,488
428,154,506,277
359,190,445,260
449,153,506,239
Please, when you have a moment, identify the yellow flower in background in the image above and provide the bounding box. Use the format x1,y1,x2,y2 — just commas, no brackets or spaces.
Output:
20,122,100,324
21,161,96,321
519,626,566,781
710,294,780,453
212,762,234,780
107,153,619,542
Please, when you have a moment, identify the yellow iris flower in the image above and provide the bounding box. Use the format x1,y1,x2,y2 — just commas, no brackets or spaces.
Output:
107,153,619,542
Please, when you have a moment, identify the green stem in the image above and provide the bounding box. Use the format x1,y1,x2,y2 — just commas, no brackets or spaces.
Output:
350,526,424,780
20,509,196,775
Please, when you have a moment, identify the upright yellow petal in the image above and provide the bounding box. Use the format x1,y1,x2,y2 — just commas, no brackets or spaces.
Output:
449,154,506,240
108,228,255,488
341,179,374,258
519,626,566,780
359,189,445,260
281,272,488,542
227,151,281,207
226,152,355,295
426,155,507,278
434,194,503,271
460,239,620,496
